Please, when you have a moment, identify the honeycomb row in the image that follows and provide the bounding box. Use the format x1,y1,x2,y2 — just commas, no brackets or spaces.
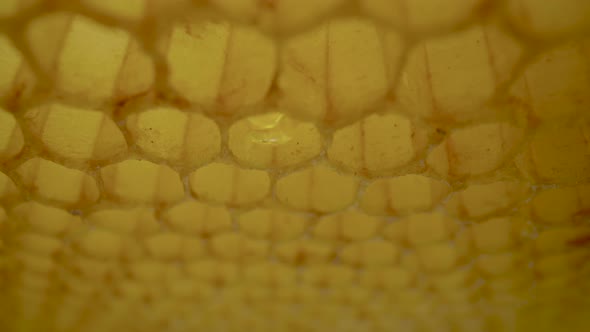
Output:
5,201,590,262
2,161,590,220
3,106,590,183
2,0,589,40
1,14,589,126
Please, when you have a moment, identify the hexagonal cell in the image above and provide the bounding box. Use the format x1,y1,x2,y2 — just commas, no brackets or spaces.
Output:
360,0,487,33
24,103,127,164
189,162,271,206
275,164,359,213
228,112,321,169
166,20,276,113
427,122,524,179
0,108,24,162
516,120,590,184
508,41,590,122
15,157,99,207
100,159,185,205
328,112,428,175
127,107,221,168
361,174,450,216
279,18,404,126
26,13,154,105
395,23,523,123
505,0,590,40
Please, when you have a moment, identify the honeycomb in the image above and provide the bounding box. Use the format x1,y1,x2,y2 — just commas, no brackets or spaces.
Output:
0,0,589,331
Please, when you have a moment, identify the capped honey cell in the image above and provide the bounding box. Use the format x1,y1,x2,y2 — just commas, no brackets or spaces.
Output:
427,122,524,178
15,157,99,207
328,112,428,175
12,202,81,235
340,240,400,267
279,18,404,126
228,112,322,169
276,164,359,213
470,217,525,253
24,103,127,164
100,159,184,205
127,107,221,168
361,174,450,216
0,35,35,105
189,162,270,206
166,20,276,113
87,207,160,235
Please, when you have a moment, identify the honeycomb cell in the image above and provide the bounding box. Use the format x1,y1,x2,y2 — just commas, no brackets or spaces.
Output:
535,250,587,277
360,0,486,32
0,171,19,201
242,262,297,286
210,232,269,261
15,157,99,207
396,23,522,123
26,14,154,104
312,210,383,242
427,122,524,178
340,240,400,267
328,113,427,175
0,36,35,105
12,202,80,235
529,185,590,225
361,174,450,216
209,0,347,34
0,108,24,161
238,208,309,241
405,212,458,246
87,207,160,235
100,159,184,205
470,217,524,253
127,107,221,168
417,243,464,273
17,233,62,256
163,200,232,236
186,259,240,285
279,18,404,126
78,228,123,259
275,239,335,264
166,20,276,112
506,0,590,39
228,112,322,169
477,251,526,276
516,121,590,184
189,162,270,206
81,0,146,22
144,232,200,260
509,42,590,122
535,227,590,255
445,181,530,219
301,264,355,286
24,103,127,164
359,266,414,290
276,164,359,213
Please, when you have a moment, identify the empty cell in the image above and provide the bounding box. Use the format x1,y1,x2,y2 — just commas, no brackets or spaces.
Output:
0,108,24,161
